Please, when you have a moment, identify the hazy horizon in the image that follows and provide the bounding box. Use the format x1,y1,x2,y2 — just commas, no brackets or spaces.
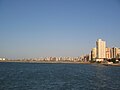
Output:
0,0,120,59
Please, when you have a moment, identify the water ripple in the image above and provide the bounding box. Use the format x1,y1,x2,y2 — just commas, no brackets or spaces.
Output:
0,62,120,90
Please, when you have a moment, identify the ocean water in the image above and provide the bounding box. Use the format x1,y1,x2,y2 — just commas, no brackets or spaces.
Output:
0,62,120,90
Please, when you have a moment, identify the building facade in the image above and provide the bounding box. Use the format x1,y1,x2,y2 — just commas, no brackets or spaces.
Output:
118,48,120,58
106,47,111,59
111,47,120,59
111,47,118,58
91,48,97,60
96,39,106,60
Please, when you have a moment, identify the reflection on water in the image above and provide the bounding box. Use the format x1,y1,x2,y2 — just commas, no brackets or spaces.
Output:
0,62,120,90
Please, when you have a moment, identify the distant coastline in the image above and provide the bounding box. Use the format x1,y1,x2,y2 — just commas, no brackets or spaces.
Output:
0,60,120,66
0,60,90,64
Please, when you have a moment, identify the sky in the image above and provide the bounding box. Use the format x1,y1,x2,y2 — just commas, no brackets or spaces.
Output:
0,0,120,59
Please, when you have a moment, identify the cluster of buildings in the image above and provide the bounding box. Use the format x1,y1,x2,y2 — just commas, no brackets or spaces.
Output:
90,39,120,62
21,56,89,62
1,39,119,63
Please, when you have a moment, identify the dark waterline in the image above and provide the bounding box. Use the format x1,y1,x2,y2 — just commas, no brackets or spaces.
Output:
0,62,120,90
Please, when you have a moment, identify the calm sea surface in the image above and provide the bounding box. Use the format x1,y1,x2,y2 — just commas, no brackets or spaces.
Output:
0,62,120,90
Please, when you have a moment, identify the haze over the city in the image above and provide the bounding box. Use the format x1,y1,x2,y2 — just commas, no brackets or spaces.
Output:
0,0,120,59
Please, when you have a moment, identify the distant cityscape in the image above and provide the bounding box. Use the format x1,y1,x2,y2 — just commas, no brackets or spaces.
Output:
90,39,120,64
0,39,120,64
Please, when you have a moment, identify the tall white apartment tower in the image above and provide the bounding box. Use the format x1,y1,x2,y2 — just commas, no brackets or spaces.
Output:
96,39,106,59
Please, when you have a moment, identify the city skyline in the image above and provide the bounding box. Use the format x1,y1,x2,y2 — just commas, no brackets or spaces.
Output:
0,0,120,59
91,39,120,62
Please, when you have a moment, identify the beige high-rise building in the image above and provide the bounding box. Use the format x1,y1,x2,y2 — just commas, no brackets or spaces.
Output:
96,39,106,59
91,48,97,59
106,47,111,59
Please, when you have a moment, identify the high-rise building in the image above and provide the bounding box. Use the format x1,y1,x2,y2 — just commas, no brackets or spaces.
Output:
111,47,120,58
106,47,111,59
96,39,106,59
91,48,97,60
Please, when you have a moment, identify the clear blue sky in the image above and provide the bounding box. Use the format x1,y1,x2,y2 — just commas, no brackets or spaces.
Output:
0,0,120,59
